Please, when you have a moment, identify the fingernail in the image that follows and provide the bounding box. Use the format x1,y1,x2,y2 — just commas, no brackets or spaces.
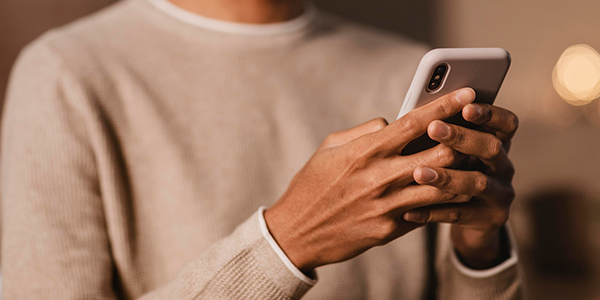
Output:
430,121,450,140
455,88,475,105
464,104,482,122
404,211,426,223
417,167,438,183
468,104,482,117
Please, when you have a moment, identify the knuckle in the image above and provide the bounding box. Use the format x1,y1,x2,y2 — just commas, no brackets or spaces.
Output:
438,97,457,116
398,114,424,137
451,128,466,146
437,146,458,167
364,175,387,195
371,201,391,217
508,112,520,133
485,139,504,160
365,137,388,158
351,139,388,167
324,132,341,145
349,152,371,171
491,210,510,227
371,117,388,130
440,191,459,202
438,170,452,188
448,209,463,223
373,221,397,244
475,175,491,195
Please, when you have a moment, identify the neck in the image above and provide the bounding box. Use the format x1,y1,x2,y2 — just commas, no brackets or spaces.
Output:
167,0,306,24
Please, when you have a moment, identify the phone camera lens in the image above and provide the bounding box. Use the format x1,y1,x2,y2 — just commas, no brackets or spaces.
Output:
427,64,448,92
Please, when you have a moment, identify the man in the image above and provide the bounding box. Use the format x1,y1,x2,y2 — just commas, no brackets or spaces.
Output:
1,0,521,298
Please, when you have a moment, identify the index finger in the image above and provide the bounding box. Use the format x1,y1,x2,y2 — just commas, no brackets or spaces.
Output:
380,88,476,153
463,104,519,143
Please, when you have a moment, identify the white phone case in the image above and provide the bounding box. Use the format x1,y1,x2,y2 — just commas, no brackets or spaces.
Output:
397,48,511,119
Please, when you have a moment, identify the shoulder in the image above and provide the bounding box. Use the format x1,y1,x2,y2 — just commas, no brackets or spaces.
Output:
31,0,145,50
15,0,153,79
7,1,151,118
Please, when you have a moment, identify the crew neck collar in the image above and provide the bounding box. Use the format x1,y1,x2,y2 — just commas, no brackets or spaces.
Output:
146,0,316,36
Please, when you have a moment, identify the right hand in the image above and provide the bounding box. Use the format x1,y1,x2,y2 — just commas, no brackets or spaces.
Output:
264,88,476,273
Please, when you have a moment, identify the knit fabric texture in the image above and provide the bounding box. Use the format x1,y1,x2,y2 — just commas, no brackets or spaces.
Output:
1,0,522,299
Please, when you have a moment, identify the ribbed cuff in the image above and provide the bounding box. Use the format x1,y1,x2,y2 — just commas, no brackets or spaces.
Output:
449,224,518,278
437,223,522,299
258,207,318,285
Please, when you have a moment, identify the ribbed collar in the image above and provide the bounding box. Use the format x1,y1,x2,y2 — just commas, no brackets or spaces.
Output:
147,0,316,36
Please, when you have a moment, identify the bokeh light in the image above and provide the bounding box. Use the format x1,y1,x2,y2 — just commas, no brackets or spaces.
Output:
552,44,600,106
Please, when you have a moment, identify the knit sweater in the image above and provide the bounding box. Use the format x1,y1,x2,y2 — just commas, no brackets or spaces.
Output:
0,0,522,299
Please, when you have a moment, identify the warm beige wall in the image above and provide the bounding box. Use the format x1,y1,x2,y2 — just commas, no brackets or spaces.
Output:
0,0,116,110
316,0,434,45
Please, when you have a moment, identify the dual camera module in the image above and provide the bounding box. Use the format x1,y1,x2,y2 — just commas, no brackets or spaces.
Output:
427,64,448,92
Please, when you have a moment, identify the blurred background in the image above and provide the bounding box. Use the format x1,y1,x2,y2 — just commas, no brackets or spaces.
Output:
2,0,599,299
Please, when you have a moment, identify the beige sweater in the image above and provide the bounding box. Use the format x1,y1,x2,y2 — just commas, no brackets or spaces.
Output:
0,0,522,299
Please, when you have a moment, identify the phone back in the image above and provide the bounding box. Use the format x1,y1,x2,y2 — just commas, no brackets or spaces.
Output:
397,48,511,119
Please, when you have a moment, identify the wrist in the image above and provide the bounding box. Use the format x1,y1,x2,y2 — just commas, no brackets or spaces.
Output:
451,225,510,269
263,206,315,274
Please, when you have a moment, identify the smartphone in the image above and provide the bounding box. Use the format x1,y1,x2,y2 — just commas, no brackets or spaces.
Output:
397,48,511,155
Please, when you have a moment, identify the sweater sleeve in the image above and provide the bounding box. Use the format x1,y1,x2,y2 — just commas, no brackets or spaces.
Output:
435,223,524,300
138,209,313,300
0,38,312,300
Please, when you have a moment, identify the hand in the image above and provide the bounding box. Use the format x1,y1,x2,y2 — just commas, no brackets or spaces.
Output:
264,88,476,273
403,102,519,269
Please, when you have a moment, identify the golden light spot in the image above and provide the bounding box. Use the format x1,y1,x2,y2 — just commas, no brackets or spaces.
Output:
552,44,600,106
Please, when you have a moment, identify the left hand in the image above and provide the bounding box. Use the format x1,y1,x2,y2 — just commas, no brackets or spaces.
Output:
403,102,519,269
